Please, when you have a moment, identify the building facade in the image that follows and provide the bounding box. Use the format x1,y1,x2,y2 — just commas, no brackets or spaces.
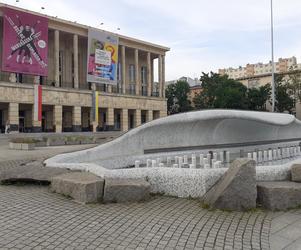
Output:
0,4,169,133
219,57,300,80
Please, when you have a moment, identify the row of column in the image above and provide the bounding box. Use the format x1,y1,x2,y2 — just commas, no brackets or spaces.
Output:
53,30,165,97
6,102,158,133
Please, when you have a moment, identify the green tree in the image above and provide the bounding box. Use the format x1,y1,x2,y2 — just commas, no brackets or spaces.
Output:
165,80,192,114
193,72,248,110
247,84,271,111
275,75,294,113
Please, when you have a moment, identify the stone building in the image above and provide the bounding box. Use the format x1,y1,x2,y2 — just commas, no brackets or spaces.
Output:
238,71,301,119
219,57,300,80
0,4,169,133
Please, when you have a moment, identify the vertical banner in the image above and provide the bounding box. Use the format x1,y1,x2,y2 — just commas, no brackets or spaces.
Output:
34,85,42,121
92,91,99,122
87,29,118,85
2,7,48,76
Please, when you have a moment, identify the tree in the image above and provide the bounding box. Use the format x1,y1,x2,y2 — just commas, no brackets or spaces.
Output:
247,84,271,111
274,75,294,113
165,80,192,114
193,72,249,110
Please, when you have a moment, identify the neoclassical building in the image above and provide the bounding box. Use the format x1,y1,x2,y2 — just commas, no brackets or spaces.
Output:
0,4,169,133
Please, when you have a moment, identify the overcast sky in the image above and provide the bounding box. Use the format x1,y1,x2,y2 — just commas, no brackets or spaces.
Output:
2,0,301,80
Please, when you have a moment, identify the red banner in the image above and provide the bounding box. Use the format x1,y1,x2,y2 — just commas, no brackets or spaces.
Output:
2,8,48,76
34,85,42,121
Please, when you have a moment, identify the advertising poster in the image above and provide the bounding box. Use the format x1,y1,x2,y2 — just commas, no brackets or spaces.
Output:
2,7,48,76
87,29,118,85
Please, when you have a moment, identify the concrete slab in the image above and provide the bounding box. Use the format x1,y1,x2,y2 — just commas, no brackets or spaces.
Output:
51,172,104,204
103,178,150,203
257,181,301,210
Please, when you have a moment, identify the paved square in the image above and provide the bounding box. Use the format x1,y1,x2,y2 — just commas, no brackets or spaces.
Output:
0,185,271,249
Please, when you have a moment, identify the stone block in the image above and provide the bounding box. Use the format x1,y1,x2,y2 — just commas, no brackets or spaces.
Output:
103,178,150,203
291,164,301,182
9,142,22,150
202,158,256,211
51,172,104,204
47,137,66,146
21,143,35,150
257,181,301,210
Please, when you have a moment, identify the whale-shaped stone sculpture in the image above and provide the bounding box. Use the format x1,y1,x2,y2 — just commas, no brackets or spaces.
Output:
45,109,301,169
45,110,301,198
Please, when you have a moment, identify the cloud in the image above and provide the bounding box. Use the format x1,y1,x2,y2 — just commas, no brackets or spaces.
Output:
2,0,301,80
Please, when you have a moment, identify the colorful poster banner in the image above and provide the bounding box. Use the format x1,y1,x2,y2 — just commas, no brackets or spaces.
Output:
87,29,118,85
34,85,42,122
2,8,48,76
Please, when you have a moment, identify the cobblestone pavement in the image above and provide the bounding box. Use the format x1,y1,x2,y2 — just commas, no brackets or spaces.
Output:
270,210,301,250
0,185,271,250
1,141,301,249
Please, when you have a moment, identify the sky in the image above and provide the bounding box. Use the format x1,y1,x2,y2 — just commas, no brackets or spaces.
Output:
1,0,301,81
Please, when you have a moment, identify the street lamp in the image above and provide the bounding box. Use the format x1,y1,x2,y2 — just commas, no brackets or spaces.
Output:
270,0,275,112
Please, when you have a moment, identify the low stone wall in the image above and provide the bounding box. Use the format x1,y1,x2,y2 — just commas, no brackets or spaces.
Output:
44,160,298,199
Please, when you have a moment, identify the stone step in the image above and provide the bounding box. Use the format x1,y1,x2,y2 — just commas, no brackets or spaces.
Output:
0,162,72,183
257,181,301,210
103,178,150,203
51,172,104,204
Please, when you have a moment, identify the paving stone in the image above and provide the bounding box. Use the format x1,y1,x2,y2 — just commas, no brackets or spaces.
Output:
257,181,301,210
103,178,150,203
202,158,256,211
51,172,104,204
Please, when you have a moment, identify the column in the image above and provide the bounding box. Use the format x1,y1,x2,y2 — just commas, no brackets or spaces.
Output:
91,82,96,91
73,34,79,89
72,106,81,132
147,52,152,97
107,85,112,93
160,110,167,118
54,30,60,87
107,108,115,130
121,45,126,94
8,103,19,133
146,110,153,122
54,105,62,133
135,49,139,95
162,55,165,98
135,109,141,127
90,107,99,133
158,55,163,97
9,73,17,83
121,109,128,132
32,106,42,132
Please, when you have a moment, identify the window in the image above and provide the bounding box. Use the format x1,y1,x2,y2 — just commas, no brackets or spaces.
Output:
71,53,74,87
117,62,122,92
129,64,135,83
117,62,122,81
141,66,147,85
59,51,64,86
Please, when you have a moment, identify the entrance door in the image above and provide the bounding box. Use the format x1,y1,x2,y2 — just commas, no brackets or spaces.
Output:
129,114,134,129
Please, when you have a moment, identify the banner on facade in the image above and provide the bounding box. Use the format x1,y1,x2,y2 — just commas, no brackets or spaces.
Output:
34,85,42,122
87,29,118,85
2,8,48,76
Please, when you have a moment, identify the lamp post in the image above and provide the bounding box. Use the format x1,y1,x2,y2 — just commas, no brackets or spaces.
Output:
270,0,275,112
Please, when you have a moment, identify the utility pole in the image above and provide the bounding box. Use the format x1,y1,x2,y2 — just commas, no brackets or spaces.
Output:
271,0,275,112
